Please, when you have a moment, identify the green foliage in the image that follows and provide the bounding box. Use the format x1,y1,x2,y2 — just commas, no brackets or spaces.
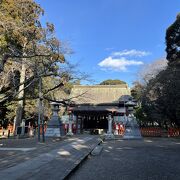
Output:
99,79,126,85
5,101,18,121
131,81,144,102
0,0,68,126
166,13,180,65
0,0,65,73
0,0,44,65
134,107,147,126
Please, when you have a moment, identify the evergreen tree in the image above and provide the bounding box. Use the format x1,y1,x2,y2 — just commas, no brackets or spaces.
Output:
0,0,65,128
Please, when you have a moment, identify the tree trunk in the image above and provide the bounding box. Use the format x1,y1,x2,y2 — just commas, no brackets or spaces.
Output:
15,63,26,129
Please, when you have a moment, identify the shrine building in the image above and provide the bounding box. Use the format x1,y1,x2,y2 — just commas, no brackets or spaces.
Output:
69,84,133,135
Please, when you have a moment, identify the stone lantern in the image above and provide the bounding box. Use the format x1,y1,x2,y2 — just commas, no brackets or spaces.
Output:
105,113,115,139
125,100,136,116
67,113,74,136
45,102,64,137
123,100,142,139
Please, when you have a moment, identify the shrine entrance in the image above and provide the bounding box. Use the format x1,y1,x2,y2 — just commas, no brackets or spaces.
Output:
83,115,108,129
71,106,126,134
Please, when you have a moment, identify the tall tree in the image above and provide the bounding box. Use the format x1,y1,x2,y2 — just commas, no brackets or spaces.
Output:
137,59,167,85
132,59,168,126
0,0,65,128
166,13,180,65
135,13,180,127
0,0,89,131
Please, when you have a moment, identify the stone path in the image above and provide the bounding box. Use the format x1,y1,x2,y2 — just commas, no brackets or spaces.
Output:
0,135,101,180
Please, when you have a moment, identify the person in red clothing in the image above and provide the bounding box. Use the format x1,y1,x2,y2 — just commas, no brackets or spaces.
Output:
119,123,125,135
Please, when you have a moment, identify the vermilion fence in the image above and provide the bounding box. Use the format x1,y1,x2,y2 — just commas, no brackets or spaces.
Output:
140,127,162,137
168,128,180,137
1,125,180,138
140,127,180,137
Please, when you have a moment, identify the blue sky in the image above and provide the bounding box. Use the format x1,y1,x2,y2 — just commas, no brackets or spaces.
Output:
36,0,180,86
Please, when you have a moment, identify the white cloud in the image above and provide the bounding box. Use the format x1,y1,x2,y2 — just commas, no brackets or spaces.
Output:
98,56,143,72
112,49,151,57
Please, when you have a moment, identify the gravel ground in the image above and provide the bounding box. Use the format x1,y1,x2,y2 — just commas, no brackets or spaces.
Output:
70,138,180,180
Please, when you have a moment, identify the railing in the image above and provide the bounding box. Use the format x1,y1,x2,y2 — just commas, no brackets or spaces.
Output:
0,124,14,138
1,125,180,138
140,127,180,137
0,125,35,138
140,127,162,137
168,128,180,137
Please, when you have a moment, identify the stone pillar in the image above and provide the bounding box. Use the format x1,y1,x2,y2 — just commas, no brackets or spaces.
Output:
67,113,73,136
105,114,115,139
76,115,79,134
21,119,25,136
77,116,81,134
80,116,84,134
108,114,112,134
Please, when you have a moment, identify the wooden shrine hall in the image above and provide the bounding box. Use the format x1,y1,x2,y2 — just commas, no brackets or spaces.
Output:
69,84,133,135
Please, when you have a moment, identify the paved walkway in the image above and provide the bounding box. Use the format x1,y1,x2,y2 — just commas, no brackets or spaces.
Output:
0,135,101,180
70,138,180,180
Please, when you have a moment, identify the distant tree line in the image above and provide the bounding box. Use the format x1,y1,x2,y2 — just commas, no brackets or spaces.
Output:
99,79,126,85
